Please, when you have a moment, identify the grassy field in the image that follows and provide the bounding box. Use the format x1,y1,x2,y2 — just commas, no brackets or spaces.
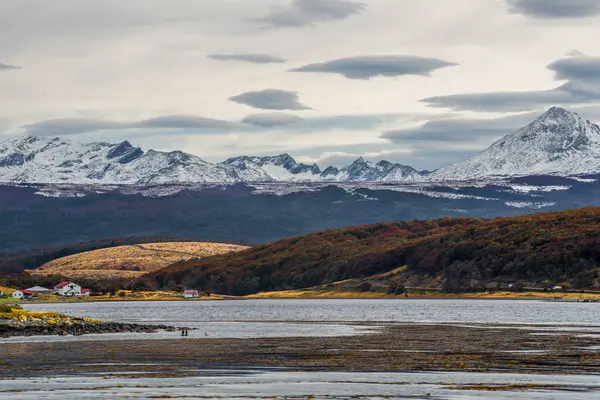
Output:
246,288,600,301
32,242,248,280
0,303,66,320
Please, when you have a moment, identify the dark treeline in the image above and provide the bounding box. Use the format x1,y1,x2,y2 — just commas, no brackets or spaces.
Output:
144,208,600,295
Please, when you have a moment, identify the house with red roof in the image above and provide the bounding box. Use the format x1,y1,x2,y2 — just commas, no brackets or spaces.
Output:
54,282,82,296
12,289,35,300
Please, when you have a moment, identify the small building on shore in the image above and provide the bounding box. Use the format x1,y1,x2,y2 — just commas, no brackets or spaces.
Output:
54,282,82,296
12,289,35,300
184,290,199,298
26,286,53,294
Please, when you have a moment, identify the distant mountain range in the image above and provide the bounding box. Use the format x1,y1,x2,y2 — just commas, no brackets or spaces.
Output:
0,136,421,184
2,107,599,185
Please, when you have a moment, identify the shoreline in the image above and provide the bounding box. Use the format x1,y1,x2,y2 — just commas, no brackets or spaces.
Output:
5,288,600,304
0,305,179,338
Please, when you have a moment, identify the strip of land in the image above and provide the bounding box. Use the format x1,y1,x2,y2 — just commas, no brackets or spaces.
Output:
0,305,178,338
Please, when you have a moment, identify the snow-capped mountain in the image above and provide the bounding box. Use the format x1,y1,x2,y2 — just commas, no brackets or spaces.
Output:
3,107,599,185
0,136,238,184
0,135,420,184
221,154,322,181
431,107,600,180
320,158,420,182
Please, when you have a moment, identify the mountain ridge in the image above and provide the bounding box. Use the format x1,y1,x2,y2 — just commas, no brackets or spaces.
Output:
2,107,600,184
0,135,422,184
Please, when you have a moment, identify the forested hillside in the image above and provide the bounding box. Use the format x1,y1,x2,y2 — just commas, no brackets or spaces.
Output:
146,208,600,295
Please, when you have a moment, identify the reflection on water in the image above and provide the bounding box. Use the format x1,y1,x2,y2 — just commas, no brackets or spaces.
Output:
1,369,599,399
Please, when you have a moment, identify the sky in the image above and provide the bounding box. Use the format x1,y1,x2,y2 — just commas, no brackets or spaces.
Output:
1,0,600,170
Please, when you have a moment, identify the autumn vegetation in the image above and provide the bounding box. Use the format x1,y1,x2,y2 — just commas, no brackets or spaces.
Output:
144,207,600,295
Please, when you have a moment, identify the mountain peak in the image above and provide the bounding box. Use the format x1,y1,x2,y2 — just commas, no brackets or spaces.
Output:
430,106,600,180
536,106,580,125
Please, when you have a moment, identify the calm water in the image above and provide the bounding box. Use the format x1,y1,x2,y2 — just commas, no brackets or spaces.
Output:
7,299,598,343
23,298,600,326
6,299,600,399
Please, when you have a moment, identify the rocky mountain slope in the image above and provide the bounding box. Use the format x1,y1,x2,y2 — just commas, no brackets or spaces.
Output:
431,107,600,180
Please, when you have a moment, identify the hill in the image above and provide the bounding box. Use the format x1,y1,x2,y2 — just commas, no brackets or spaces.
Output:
145,208,600,295
0,237,217,274
33,242,248,280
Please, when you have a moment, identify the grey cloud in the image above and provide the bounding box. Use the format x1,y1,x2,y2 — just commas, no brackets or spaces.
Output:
422,56,600,112
229,89,311,111
256,0,365,28
242,112,304,127
290,55,458,80
0,62,21,70
19,111,438,137
23,115,237,136
382,113,540,143
23,118,126,136
207,54,287,64
133,115,236,129
548,56,600,83
566,50,588,57
507,0,600,18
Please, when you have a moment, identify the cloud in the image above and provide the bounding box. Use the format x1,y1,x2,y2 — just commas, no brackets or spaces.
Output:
381,112,539,143
241,112,304,127
229,89,312,110
23,118,126,136
133,115,235,129
207,54,287,64
422,56,600,111
23,115,237,136
0,62,20,70
566,50,588,57
256,0,366,28
290,55,457,80
19,111,439,137
548,56,600,83
506,0,600,19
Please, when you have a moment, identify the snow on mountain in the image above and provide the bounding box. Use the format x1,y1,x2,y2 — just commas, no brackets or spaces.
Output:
3,106,597,185
431,107,600,181
221,154,322,182
0,135,238,184
319,158,420,182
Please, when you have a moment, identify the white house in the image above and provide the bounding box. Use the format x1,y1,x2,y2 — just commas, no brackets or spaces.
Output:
54,282,82,296
12,289,35,300
26,286,53,294
183,290,199,298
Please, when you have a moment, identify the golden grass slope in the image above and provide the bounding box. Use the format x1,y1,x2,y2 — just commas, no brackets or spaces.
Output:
33,242,248,279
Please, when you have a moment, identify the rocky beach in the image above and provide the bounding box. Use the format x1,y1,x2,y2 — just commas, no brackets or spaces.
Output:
0,304,178,338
